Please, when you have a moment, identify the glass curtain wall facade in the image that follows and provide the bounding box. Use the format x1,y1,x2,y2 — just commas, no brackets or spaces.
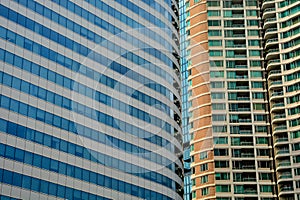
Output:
180,0,192,200
0,0,183,199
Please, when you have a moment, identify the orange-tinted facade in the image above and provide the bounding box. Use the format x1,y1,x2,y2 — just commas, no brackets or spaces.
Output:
186,0,216,199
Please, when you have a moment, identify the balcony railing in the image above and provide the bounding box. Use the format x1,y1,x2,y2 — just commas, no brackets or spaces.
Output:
244,189,257,194
266,38,278,44
232,14,245,18
268,59,280,65
230,108,251,112
241,153,255,157
272,103,284,108
241,141,254,146
280,187,293,192
273,114,286,119
275,138,288,143
270,80,283,86
274,125,287,131
240,130,252,134
235,54,247,58
277,149,289,154
265,28,277,33
235,65,247,68
271,92,283,97
264,8,276,13
269,70,281,75
242,165,255,169
237,97,250,100
277,162,291,167
279,174,292,179
239,118,252,122
265,18,276,23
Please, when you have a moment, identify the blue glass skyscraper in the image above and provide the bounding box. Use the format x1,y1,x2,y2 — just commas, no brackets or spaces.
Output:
179,1,191,200
0,0,183,199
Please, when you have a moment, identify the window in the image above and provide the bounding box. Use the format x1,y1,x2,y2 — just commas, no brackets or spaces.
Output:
215,173,230,180
213,126,227,133
248,30,260,36
246,10,258,16
212,103,226,110
234,185,244,194
292,131,300,139
211,81,225,88
214,137,228,144
201,163,208,171
185,1,190,8
208,40,222,46
213,114,227,121
200,151,208,160
251,81,264,88
207,1,220,7
211,92,225,99
251,71,262,78
215,161,229,168
255,126,267,133
253,103,265,110
249,50,261,57
216,185,231,192
209,50,223,57
256,137,268,144
210,71,224,78
208,30,222,36
247,20,259,26
201,175,208,183
208,10,221,16
210,60,223,67
202,187,209,196
257,149,269,156
248,40,260,46
250,60,262,67
191,144,194,151
254,114,266,121
253,92,265,99
208,20,221,26
246,0,258,6
259,173,272,180
192,179,196,186
192,191,196,198
214,149,228,156
260,185,273,193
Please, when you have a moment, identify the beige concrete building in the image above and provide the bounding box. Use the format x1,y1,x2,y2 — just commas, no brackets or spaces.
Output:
186,0,300,199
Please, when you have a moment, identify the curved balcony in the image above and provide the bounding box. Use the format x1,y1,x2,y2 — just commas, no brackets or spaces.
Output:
271,102,285,113
264,18,277,29
279,186,294,197
267,59,280,71
265,38,278,49
277,161,291,169
279,174,293,180
274,137,289,147
269,91,283,102
266,48,279,60
262,0,275,10
275,149,290,159
272,113,286,123
268,70,282,80
273,125,287,134
269,80,282,90
263,8,276,20
264,28,278,40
